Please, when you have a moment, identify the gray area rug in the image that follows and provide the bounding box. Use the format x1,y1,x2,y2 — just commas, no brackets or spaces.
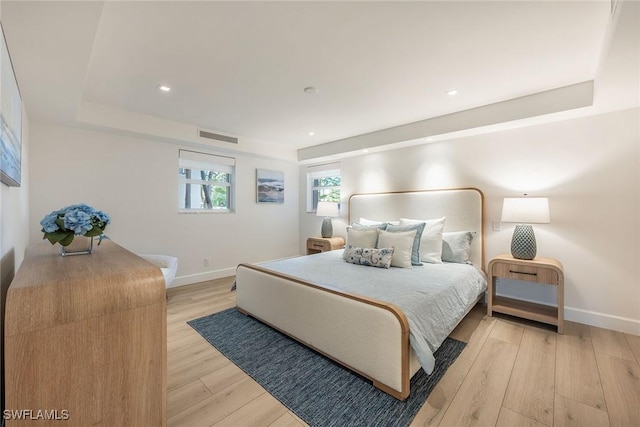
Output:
188,308,465,427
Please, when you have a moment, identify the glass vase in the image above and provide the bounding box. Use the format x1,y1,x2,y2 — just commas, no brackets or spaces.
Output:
61,236,94,257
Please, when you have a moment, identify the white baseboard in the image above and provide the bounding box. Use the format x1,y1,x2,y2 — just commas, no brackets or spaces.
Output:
565,306,640,335
169,267,236,288
168,255,300,289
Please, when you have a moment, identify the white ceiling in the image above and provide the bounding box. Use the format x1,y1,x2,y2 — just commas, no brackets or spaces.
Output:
2,1,634,160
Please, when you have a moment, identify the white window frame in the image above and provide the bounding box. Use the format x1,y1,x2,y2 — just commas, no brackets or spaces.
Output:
179,149,236,214
306,163,341,212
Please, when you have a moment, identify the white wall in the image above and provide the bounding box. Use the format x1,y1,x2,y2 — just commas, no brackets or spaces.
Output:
300,107,640,334
29,122,300,286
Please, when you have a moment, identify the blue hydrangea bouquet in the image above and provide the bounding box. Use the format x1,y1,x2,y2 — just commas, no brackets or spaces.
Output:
40,204,111,247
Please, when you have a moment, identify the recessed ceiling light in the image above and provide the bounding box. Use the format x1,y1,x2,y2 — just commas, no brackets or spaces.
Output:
362,149,369,153
446,89,458,96
158,85,171,92
304,86,319,94
307,132,315,136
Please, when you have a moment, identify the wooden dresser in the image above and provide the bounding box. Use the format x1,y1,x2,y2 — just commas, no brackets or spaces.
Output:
4,240,167,426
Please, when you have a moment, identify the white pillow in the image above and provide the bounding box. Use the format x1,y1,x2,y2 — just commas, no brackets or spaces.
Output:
376,229,416,268
359,217,385,226
345,228,378,248
399,217,446,264
359,217,400,226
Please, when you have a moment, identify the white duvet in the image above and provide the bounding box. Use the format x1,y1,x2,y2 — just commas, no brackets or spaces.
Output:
259,250,487,374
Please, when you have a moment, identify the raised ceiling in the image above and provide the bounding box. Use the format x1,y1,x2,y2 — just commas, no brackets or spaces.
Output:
1,1,628,159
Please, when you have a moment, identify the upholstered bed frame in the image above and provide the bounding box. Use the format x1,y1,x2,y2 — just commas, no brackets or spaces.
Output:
235,188,485,400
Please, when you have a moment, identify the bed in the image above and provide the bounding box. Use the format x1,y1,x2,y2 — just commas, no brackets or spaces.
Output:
235,188,486,400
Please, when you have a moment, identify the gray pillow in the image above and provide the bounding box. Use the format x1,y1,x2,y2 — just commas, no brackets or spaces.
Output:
385,223,426,266
350,222,388,231
442,231,475,264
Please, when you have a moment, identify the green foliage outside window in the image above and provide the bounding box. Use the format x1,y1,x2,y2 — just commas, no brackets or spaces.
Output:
313,175,341,208
199,171,230,209
180,168,231,210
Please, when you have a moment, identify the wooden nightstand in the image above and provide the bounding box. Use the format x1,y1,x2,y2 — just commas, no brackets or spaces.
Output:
487,254,564,333
306,237,345,255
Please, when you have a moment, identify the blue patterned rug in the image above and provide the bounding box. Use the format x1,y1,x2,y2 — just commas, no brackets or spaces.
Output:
188,308,465,427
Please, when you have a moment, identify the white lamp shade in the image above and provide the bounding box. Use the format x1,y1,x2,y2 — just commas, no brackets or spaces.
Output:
501,197,550,224
316,201,339,217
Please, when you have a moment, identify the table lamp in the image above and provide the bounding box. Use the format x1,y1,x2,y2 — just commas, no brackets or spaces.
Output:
501,196,550,260
316,201,339,238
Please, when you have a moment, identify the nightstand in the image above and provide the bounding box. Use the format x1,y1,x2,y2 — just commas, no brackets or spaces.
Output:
487,254,564,333
306,237,345,255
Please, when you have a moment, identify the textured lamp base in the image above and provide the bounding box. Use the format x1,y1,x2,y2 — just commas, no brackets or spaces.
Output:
511,224,537,260
321,218,333,238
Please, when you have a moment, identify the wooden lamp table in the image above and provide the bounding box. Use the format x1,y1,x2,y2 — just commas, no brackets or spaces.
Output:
487,254,564,333
306,237,345,255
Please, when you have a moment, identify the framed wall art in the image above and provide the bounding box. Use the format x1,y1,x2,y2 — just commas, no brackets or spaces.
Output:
256,169,284,203
0,24,22,187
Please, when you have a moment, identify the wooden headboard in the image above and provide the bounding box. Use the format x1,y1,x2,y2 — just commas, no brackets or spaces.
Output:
348,188,485,269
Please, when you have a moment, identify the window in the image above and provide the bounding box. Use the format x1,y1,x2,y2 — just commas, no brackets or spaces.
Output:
307,164,341,212
179,150,235,213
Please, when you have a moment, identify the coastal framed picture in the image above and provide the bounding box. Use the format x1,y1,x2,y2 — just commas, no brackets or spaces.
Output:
256,169,284,203
0,25,22,187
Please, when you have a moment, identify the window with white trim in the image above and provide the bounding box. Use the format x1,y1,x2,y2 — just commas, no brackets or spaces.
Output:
178,150,235,213
306,164,341,212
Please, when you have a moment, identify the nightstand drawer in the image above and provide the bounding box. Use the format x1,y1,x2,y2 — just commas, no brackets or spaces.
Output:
492,262,559,285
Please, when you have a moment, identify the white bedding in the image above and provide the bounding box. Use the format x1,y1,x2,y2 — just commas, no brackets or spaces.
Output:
259,250,487,374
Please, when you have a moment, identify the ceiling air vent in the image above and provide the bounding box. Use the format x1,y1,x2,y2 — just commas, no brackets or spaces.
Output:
198,129,238,144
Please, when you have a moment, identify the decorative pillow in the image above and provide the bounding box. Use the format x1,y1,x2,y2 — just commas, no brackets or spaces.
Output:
442,231,475,264
376,229,416,268
359,218,385,226
351,222,388,231
399,217,446,264
343,228,379,259
359,217,400,226
385,223,426,266
343,246,394,269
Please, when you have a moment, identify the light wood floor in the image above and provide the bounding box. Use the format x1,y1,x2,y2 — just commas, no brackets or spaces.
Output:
166,277,640,427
